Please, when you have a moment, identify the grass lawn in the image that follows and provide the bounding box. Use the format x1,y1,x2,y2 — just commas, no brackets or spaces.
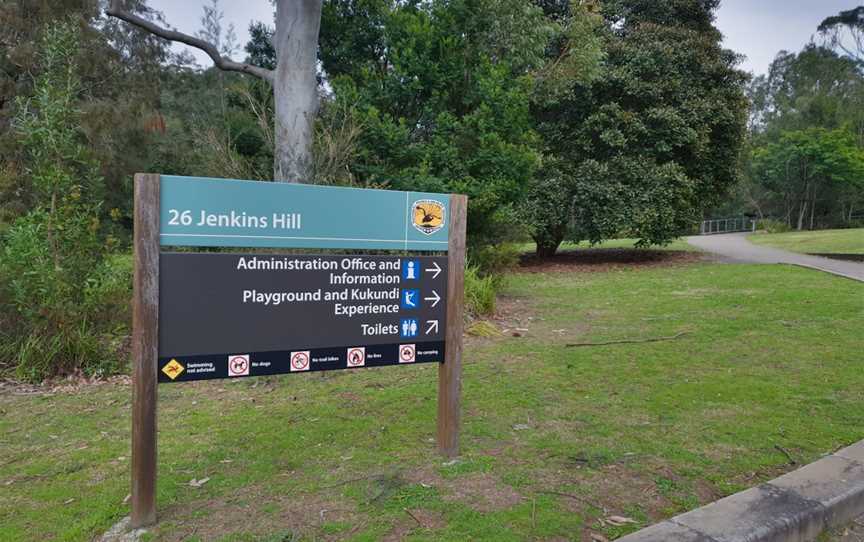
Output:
748,228,864,255
2,262,863,541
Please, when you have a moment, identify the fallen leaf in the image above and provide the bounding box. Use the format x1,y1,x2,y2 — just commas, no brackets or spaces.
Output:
590,533,609,542
64,498,75,505
123,494,131,504
189,477,210,488
513,424,530,431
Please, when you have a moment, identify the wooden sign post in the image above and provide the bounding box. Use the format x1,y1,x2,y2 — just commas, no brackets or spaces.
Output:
130,174,465,527
438,195,466,458
131,174,159,527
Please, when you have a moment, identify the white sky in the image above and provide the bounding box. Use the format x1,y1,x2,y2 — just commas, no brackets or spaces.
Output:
148,0,862,76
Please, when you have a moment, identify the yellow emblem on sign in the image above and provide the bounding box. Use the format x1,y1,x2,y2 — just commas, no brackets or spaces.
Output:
162,359,185,380
412,199,445,235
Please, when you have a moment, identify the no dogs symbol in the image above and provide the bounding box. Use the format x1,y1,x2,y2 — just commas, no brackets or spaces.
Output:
228,354,250,377
399,344,416,363
290,351,310,372
347,347,365,367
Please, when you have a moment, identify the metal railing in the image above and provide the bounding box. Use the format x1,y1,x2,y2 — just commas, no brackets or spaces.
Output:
699,217,756,235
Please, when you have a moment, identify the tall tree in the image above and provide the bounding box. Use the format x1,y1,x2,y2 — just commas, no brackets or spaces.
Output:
1,0,170,229
819,6,864,64
318,0,559,245
749,45,863,137
752,128,864,230
527,0,748,255
107,0,322,183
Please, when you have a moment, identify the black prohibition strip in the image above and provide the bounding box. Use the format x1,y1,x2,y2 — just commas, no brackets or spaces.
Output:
158,341,446,383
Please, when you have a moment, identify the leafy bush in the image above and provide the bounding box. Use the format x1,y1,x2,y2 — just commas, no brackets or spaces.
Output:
757,219,791,234
470,243,521,278
464,265,497,317
0,22,127,381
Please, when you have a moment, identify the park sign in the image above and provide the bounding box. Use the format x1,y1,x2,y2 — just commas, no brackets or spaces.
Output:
159,175,449,250
131,174,466,527
158,253,447,381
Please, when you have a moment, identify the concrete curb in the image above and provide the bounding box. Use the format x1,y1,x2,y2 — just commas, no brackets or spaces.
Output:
617,440,864,542
788,263,864,283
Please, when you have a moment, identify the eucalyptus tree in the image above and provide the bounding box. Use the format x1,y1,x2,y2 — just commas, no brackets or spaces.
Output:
819,6,864,64
107,0,322,183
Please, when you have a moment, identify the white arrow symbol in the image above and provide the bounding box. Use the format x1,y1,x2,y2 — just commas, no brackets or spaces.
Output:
424,290,441,308
425,320,439,335
425,262,442,279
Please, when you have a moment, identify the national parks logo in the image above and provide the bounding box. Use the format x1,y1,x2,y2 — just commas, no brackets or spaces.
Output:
412,199,445,235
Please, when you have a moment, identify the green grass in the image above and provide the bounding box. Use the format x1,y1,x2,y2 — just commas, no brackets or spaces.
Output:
748,228,864,255
1,263,863,541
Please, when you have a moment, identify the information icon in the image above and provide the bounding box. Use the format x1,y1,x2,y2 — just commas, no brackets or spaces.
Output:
402,260,419,280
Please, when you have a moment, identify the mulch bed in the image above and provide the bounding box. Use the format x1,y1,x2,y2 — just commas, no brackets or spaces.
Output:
518,248,704,273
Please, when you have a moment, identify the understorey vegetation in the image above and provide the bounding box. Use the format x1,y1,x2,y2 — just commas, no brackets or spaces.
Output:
0,22,130,382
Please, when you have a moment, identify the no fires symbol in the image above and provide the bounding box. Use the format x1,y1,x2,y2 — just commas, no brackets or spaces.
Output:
290,351,310,372
347,347,365,367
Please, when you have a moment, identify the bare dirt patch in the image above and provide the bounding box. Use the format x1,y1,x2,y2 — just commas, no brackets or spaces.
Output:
531,461,723,524
149,484,359,541
381,509,446,542
404,467,523,512
519,249,702,274
443,473,523,512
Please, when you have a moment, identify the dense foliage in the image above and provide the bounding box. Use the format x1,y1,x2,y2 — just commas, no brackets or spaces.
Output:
526,0,748,254
0,22,129,381
734,35,864,229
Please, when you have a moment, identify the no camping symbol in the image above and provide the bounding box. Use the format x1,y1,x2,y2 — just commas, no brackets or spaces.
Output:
347,347,365,368
399,344,416,364
290,351,310,372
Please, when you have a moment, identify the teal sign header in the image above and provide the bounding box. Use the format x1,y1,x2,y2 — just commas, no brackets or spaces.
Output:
159,176,449,251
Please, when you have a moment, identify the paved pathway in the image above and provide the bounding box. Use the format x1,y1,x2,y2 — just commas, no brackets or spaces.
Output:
686,232,864,282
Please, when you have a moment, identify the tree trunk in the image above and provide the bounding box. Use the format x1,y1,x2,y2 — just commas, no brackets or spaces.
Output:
106,0,324,183
796,201,806,231
273,0,322,183
533,231,564,258
809,184,816,230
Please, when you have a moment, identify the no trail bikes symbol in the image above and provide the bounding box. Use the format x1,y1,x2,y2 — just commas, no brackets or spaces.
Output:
130,174,466,528
290,351,310,372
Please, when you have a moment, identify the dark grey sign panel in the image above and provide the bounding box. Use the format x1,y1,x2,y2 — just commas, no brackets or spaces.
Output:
157,253,447,382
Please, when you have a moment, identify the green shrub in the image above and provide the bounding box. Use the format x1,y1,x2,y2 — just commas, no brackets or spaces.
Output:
470,243,521,278
84,254,134,330
757,219,791,233
0,21,126,381
464,265,497,317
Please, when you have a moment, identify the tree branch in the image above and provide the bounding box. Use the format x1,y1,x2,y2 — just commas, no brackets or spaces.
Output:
105,1,274,83
565,331,692,348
